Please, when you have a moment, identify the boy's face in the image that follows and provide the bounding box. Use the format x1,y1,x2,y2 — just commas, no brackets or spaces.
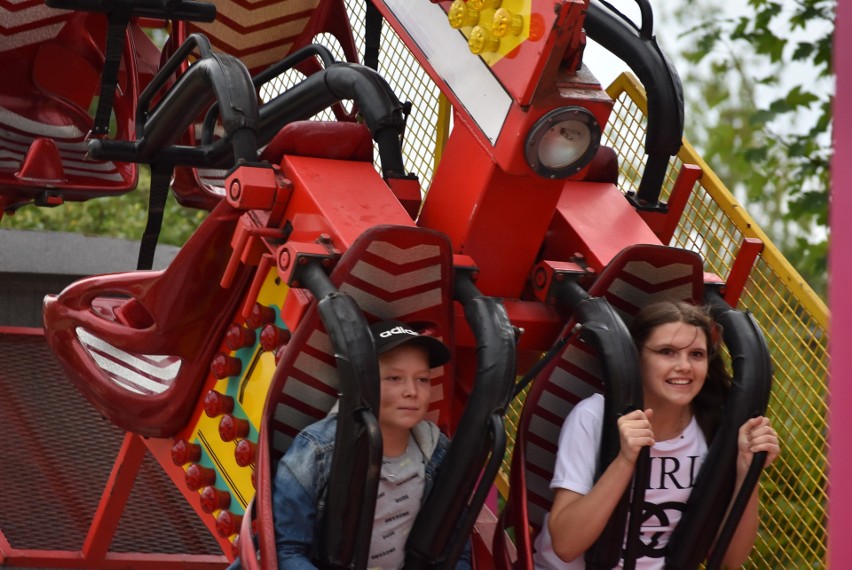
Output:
378,343,433,436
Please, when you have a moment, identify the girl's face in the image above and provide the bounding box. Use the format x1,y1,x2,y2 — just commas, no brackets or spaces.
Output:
378,344,433,437
640,321,709,412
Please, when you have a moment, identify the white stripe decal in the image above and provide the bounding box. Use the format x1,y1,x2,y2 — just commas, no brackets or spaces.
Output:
86,350,171,395
365,241,440,265
341,285,443,317
77,328,181,394
0,108,84,139
622,261,694,284
382,0,511,145
350,262,441,293
608,279,695,306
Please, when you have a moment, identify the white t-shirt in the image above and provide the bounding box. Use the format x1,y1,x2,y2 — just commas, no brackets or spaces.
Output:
369,434,427,570
534,394,708,569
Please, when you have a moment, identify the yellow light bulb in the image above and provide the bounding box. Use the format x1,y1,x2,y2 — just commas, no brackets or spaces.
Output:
492,8,523,37
448,0,479,29
468,26,499,55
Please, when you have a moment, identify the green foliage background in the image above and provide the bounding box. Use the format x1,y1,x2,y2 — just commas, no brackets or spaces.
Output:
670,0,834,299
666,3,834,565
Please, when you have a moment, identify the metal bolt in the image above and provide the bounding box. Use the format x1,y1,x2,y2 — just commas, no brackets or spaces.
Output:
228,179,241,201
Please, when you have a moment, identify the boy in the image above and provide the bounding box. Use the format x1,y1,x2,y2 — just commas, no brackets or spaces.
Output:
272,319,470,569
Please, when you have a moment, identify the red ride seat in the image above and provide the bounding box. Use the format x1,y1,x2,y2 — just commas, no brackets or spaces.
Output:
236,224,458,569
0,6,143,213
42,200,254,437
494,244,706,569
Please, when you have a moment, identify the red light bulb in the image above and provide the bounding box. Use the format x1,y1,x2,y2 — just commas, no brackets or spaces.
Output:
260,324,292,352
204,390,235,417
225,324,256,350
246,303,276,329
234,439,257,467
171,439,201,466
200,486,231,513
216,510,243,538
211,353,242,379
219,414,250,442
185,463,216,491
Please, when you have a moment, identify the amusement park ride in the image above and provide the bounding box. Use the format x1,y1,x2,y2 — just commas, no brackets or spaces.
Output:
0,0,832,568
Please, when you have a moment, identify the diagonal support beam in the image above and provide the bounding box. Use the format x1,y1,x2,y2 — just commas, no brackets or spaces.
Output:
82,432,147,559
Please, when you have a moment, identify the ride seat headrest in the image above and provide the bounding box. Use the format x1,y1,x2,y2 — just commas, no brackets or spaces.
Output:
260,120,373,165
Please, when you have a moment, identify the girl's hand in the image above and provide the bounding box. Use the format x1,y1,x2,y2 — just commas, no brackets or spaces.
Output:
617,408,655,464
737,416,781,476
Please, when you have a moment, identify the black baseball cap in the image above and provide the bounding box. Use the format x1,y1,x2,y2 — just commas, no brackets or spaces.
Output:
369,320,451,368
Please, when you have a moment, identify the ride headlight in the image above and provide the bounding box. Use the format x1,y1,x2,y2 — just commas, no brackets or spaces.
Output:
525,107,601,178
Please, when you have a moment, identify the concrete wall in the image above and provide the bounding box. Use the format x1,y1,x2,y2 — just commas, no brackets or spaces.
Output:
0,229,179,328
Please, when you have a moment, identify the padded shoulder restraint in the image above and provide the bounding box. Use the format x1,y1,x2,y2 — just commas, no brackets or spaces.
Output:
498,244,705,569
249,225,456,569
665,289,773,568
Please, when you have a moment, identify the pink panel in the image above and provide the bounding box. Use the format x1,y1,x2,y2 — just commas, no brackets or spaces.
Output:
828,2,851,563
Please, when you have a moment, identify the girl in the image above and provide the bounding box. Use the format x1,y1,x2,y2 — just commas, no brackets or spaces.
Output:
534,301,781,568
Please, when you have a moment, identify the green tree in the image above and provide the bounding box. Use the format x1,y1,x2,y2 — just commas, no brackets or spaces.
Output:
669,0,834,298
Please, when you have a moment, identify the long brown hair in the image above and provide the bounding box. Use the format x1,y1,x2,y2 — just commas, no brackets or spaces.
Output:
628,301,731,442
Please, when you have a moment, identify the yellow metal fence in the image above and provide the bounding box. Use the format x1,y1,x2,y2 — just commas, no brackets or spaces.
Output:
607,73,827,568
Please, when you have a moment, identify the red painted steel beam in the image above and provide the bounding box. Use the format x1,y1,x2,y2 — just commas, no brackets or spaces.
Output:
638,163,703,245
546,181,662,273
0,432,229,568
82,433,148,559
0,326,44,336
722,238,763,307
0,550,226,569
0,532,11,564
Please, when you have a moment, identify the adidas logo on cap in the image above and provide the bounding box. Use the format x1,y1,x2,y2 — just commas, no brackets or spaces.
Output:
379,326,417,338
369,319,451,368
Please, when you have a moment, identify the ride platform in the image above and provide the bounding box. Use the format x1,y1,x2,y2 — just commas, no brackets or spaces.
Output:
0,329,227,569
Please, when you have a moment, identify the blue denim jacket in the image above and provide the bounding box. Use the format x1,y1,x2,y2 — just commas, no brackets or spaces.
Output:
273,414,472,569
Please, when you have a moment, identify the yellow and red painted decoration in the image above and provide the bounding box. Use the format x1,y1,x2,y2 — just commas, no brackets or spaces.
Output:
448,0,531,65
439,0,588,106
169,267,291,551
